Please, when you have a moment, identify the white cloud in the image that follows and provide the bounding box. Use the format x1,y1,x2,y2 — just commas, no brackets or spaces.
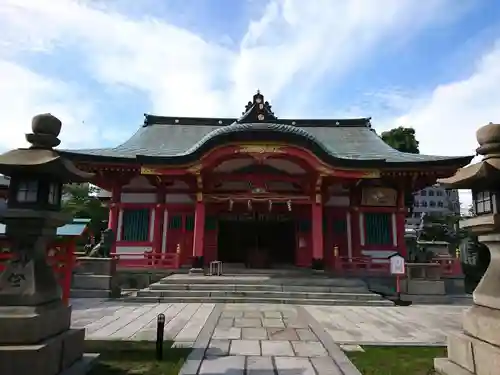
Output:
0,60,98,150
0,0,462,148
0,0,489,212
379,41,500,211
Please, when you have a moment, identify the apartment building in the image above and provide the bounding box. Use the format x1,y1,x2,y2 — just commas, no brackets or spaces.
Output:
406,185,461,227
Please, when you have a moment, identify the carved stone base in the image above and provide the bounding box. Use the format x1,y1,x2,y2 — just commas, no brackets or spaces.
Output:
71,257,120,298
75,257,117,275
0,301,92,374
435,305,500,375
0,301,71,345
463,304,500,347
0,328,87,375
401,279,446,295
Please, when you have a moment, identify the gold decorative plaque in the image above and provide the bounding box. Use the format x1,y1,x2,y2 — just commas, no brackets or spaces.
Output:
361,187,397,207
236,144,284,154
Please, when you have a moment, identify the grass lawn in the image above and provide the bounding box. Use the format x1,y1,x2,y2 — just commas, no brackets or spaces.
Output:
346,346,447,375
85,340,191,375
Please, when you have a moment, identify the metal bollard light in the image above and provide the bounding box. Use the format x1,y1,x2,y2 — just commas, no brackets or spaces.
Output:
156,313,165,361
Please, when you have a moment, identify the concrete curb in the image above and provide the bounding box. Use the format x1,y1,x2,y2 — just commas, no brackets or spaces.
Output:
297,306,363,375
178,303,223,375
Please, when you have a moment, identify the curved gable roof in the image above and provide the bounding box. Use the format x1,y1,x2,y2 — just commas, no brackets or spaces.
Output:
60,92,473,169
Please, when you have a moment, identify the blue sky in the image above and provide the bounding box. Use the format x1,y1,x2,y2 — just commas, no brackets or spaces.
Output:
2,0,500,208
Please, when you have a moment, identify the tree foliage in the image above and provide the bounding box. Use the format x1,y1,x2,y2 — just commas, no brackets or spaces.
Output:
418,212,490,293
62,184,108,241
381,126,420,211
418,213,467,250
381,126,420,154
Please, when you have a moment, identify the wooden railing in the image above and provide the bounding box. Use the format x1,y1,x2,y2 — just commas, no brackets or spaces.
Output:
330,255,462,277
331,256,390,275
113,252,180,269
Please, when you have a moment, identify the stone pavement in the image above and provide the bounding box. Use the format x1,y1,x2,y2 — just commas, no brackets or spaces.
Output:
71,299,466,374
306,305,464,346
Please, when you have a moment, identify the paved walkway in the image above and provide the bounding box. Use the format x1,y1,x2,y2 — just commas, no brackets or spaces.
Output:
72,299,466,374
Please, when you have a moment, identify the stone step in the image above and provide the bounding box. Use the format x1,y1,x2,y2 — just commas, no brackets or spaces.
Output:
159,275,366,287
120,295,394,306
137,288,382,300
72,274,112,290
149,283,369,293
70,289,111,298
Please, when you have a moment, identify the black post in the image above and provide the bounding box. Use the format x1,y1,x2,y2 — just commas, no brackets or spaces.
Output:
156,313,165,361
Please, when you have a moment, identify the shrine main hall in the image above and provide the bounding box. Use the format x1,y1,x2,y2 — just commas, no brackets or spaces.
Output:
61,92,471,270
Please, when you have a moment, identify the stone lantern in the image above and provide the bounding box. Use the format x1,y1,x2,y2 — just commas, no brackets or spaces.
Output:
0,114,95,375
435,122,500,375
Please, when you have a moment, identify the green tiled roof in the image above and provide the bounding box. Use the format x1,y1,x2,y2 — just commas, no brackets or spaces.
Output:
61,116,472,167
0,218,90,237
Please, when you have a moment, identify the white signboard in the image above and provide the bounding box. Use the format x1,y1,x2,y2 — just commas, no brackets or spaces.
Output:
390,255,406,275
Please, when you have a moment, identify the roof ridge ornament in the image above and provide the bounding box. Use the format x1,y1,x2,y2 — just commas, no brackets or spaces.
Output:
238,91,278,123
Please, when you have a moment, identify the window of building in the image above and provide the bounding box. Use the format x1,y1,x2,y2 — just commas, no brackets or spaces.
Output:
122,208,150,242
168,215,183,230
437,201,444,208
205,216,217,231
428,190,435,196
436,190,443,196
48,183,60,205
185,215,195,231
430,201,436,207
421,201,428,207
474,191,493,215
420,190,427,196
364,213,392,246
16,180,38,203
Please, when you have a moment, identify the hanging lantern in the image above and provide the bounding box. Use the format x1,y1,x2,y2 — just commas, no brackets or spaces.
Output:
268,200,273,212
287,200,292,211
247,199,252,211
229,199,233,211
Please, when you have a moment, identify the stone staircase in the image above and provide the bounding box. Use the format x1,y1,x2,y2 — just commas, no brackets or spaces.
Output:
125,272,393,306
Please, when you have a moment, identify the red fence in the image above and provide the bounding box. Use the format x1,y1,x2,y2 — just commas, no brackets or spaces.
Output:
110,251,461,277
112,252,180,269
0,243,75,305
331,255,462,277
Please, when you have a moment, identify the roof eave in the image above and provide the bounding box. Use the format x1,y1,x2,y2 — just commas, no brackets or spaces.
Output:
59,150,137,164
383,155,474,169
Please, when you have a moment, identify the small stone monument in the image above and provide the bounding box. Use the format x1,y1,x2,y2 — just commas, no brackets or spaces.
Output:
435,122,500,374
73,228,120,298
0,114,96,375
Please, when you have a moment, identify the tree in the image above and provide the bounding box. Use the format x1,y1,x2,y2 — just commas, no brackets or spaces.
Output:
418,213,466,250
381,126,420,154
381,126,420,211
62,184,108,242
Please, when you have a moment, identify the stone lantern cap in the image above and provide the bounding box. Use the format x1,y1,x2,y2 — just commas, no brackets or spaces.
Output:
0,113,93,182
438,122,500,189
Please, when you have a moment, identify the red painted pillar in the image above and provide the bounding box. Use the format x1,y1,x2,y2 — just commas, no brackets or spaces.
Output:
350,208,361,258
192,199,206,269
153,188,165,263
62,241,75,306
396,188,407,257
108,184,121,254
349,186,362,259
311,202,324,268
